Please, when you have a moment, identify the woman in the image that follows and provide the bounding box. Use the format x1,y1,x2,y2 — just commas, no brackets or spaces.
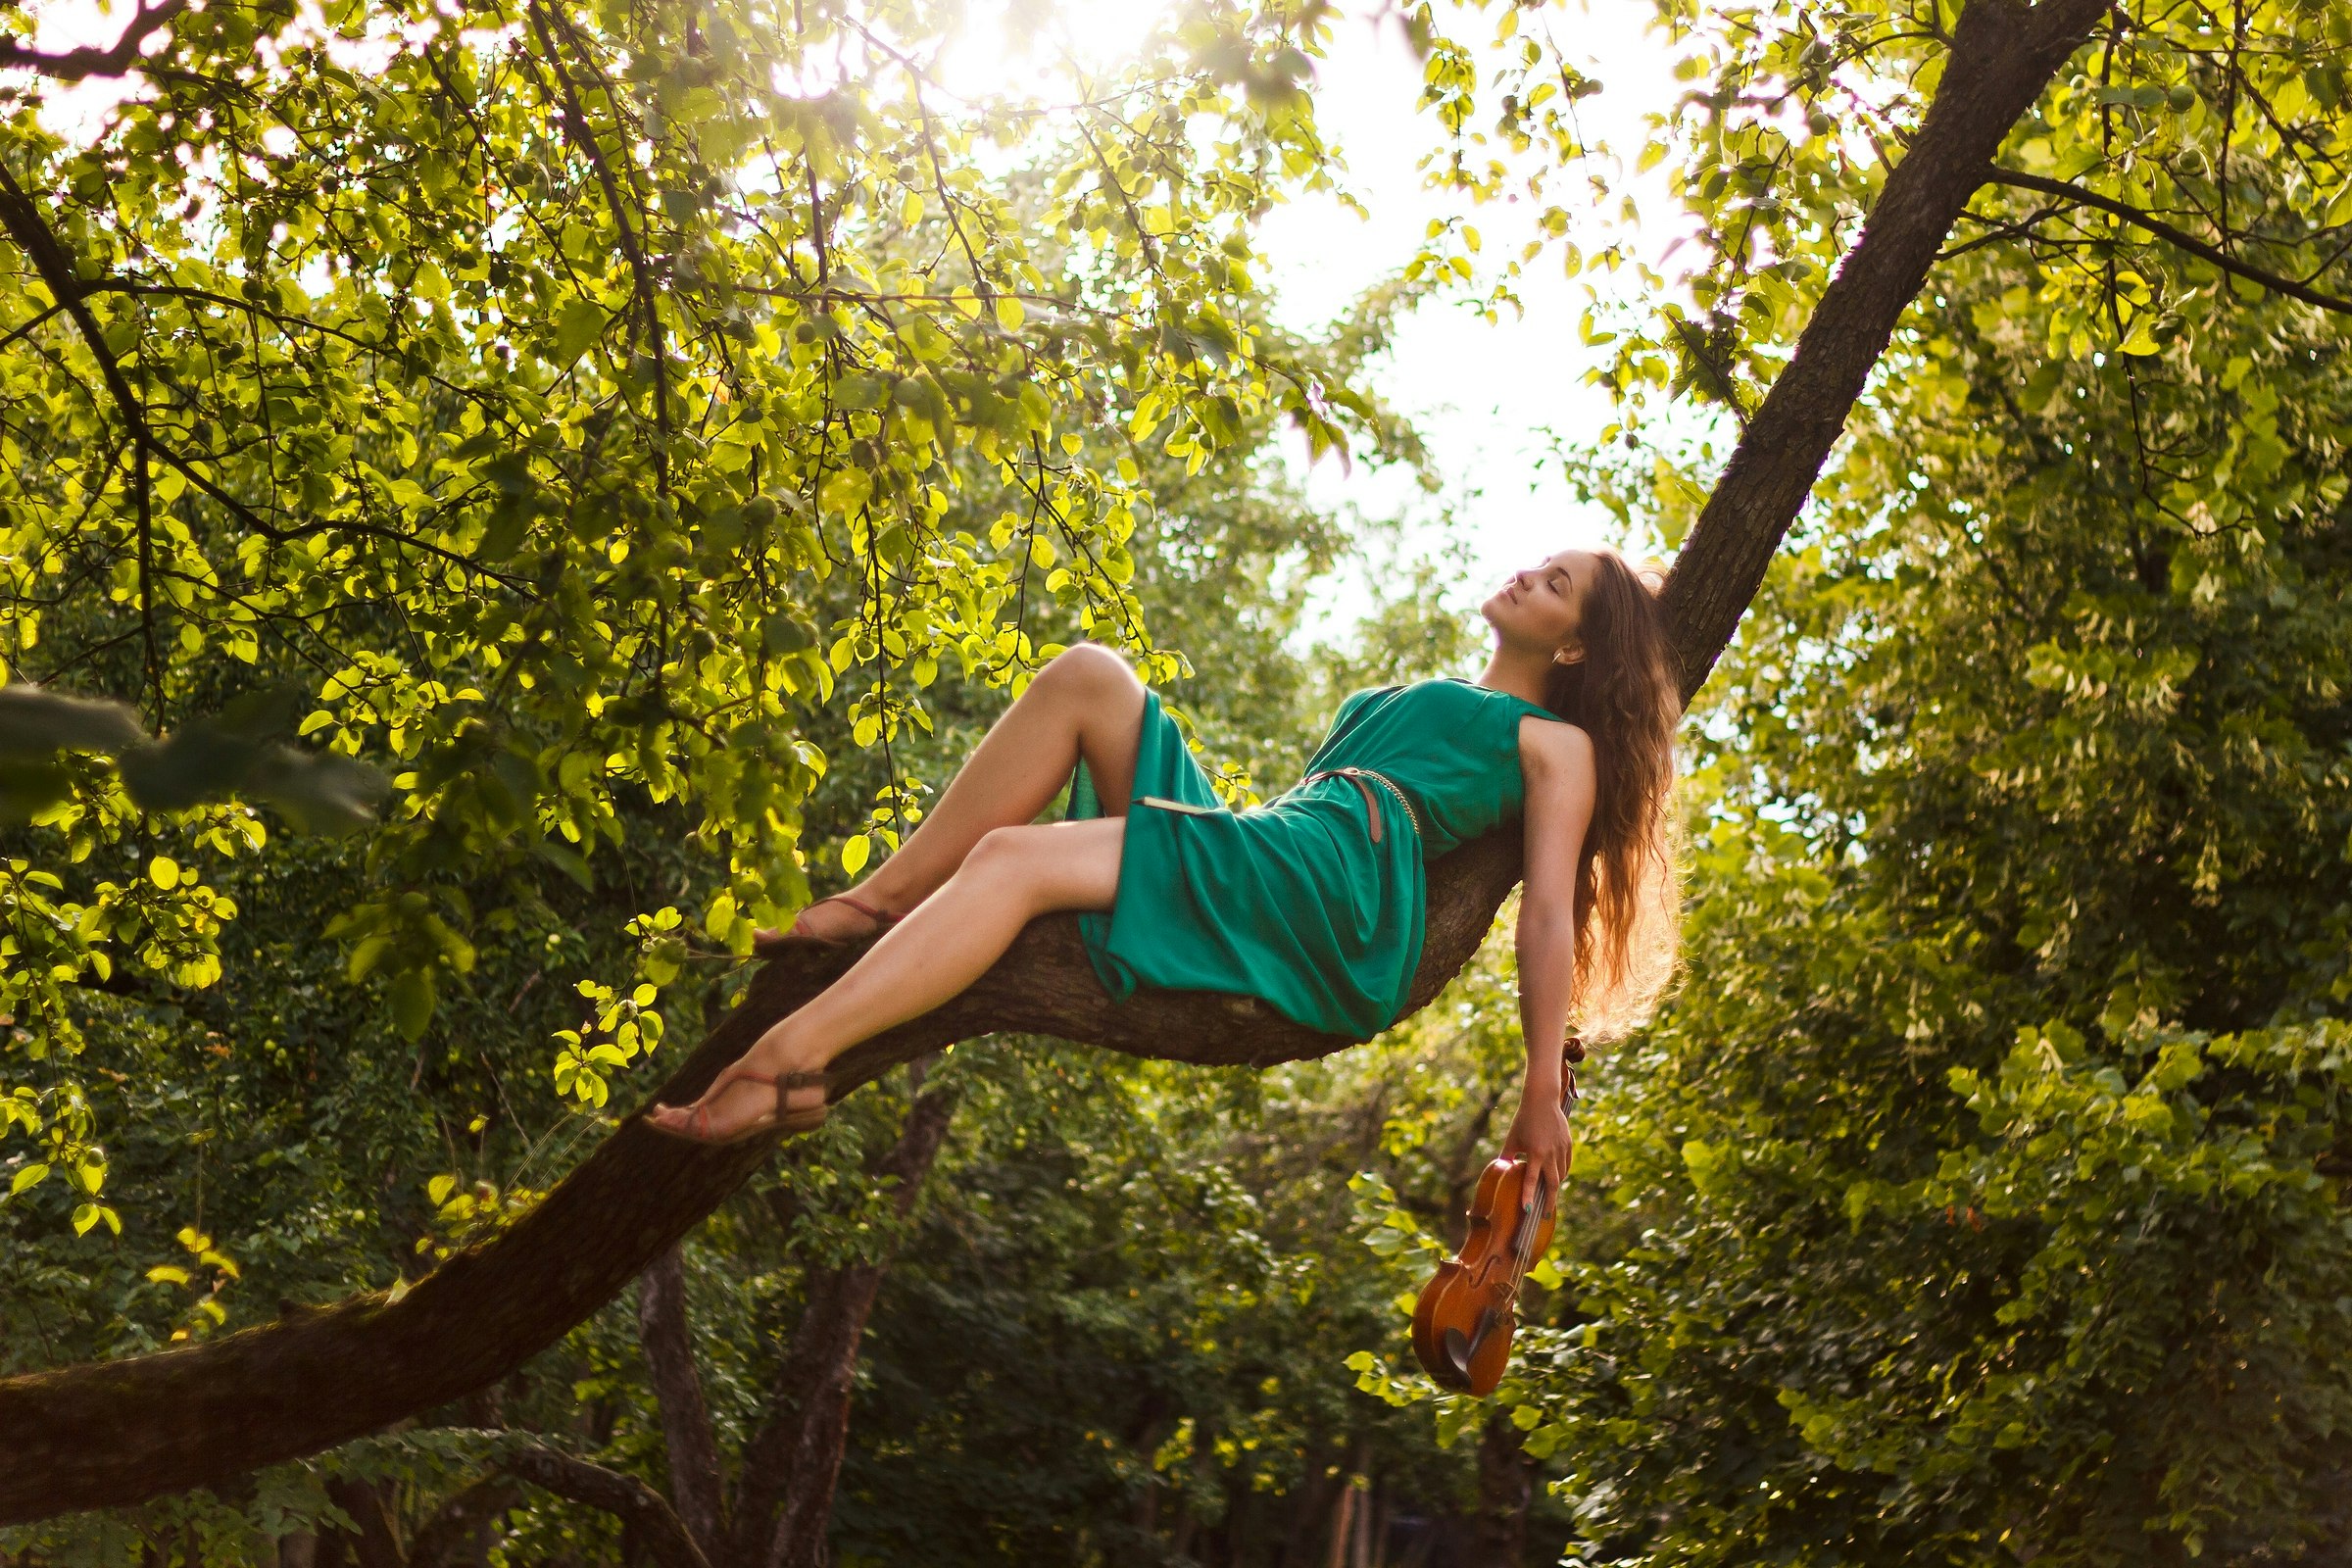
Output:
649,547,1683,1195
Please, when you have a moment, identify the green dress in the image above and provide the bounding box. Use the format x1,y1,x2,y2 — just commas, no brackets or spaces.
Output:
1069,677,1552,1039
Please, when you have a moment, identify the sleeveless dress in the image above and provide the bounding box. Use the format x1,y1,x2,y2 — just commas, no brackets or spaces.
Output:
1067,677,1553,1039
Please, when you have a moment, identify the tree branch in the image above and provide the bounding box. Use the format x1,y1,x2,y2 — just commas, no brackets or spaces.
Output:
1659,0,2116,701
0,0,187,80
0,164,536,594
501,1441,712,1568
1985,167,2352,317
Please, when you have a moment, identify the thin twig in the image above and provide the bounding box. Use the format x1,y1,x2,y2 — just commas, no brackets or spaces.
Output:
0,0,189,80
1985,169,2352,317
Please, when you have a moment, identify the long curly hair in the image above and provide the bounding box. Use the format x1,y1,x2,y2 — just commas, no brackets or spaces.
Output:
1540,548,1684,1039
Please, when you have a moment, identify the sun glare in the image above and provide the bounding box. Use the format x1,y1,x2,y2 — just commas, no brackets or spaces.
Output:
933,0,1169,105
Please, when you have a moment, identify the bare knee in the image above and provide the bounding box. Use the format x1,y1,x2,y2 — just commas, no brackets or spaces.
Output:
1038,643,1140,701
956,821,1118,913
956,824,1054,910
962,822,1051,878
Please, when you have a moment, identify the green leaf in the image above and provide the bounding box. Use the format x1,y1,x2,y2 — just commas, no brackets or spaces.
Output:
554,297,608,363
818,466,872,515
390,968,436,1041
536,841,595,893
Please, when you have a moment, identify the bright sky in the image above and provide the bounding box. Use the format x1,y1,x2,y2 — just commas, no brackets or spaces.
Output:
1249,5,1684,636
11,0,1688,639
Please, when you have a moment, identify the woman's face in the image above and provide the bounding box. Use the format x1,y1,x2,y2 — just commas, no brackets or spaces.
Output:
1481,549,1597,662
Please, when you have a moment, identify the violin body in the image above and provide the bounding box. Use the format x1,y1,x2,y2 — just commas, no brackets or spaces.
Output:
1410,1039,1582,1396
1410,1154,1557,1396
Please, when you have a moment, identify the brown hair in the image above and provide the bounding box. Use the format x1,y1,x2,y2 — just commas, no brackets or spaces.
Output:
1541,548,1683,1039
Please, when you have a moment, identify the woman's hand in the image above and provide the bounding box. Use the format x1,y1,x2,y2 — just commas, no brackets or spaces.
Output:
1502,1088,1575,1202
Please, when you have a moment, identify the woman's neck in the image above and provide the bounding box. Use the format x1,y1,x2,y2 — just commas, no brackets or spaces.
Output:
1476,642,1554,709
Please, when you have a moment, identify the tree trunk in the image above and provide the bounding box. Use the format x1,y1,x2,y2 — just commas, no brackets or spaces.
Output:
407,1477,523,1568
1326,1482,1357,1568
1281,1458,1342,1568
760,1265,883,1568
1472,1414,1533,1568
320,1480,404,1568
635,1247,727,1559
0,0,2115,1522
737,1080,957,1568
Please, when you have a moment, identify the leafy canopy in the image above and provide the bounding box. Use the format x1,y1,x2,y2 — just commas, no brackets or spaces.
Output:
0,0,1473,1227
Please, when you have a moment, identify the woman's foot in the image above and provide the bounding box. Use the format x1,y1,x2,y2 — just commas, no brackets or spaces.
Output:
754,892,901,955
644,1061,830,1145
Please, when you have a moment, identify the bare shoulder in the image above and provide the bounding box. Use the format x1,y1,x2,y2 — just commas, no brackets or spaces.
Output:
1517,713,1595,778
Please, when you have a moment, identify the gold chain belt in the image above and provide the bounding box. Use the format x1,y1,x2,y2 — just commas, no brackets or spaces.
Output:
1135,767,1424,846
1294,766,1423,846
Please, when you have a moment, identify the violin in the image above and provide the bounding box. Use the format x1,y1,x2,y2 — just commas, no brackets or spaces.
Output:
1410,1038,1583,1396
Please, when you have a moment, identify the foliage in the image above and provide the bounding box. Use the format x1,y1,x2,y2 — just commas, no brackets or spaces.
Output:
1574,0,2352,459
18,0,2352,1560
1,0,1440,1223
1491,210,2352,1566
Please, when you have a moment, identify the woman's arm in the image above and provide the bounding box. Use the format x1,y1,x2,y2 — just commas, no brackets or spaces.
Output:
1508,716,1597,1197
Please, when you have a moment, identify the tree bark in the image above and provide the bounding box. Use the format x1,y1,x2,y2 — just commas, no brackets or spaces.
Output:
500,1443,711,1568
0,0,2113,1523
636,1248,727,1558
320,1480,405,1568
406,1477,523,1568
1472,1413,1533,1568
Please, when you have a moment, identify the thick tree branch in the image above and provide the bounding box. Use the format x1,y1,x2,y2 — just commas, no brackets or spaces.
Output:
501,1442,711,1568
0,0,187,80
635,1247,727,1557
1985,168,2352,317
1660,0,2115,700
0,0,2111,1524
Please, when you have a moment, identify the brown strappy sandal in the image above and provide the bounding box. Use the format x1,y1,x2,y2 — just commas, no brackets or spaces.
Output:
645,1067,831,1147
754,893,902,954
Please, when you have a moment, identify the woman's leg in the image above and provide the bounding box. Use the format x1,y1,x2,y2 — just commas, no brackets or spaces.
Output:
776,644,1147,943
649,814,1125,1140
